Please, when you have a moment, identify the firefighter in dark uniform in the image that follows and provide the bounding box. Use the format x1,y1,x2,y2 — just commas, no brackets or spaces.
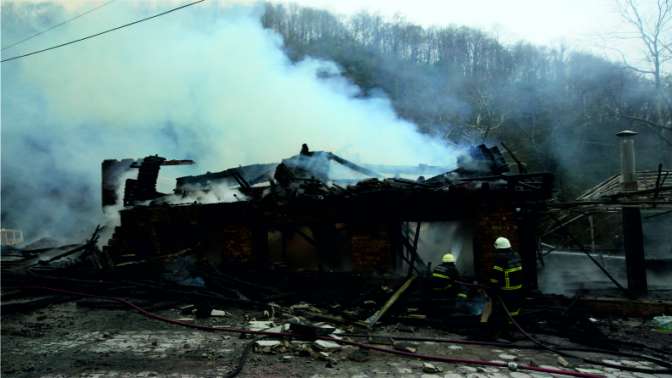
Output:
487,237,524,338
431,253,468,305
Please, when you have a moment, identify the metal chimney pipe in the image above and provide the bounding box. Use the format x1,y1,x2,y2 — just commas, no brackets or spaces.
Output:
616,130,638,191
616,130,647,295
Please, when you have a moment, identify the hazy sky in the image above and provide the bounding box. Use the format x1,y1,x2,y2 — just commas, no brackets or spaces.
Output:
2,0,660,67
280,0,620,44
278,0,656,67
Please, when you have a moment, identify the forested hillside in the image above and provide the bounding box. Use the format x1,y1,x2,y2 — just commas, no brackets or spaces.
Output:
262,4,671,197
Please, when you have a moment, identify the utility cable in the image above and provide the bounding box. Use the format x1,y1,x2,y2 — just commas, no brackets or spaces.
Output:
2,0,117,51
10,286,605,378
1,0,205,63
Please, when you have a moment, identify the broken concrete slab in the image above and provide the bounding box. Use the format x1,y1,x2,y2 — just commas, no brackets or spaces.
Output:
248,321,275,331
393,341,417,353
422,362,441,373
557,356,569,367
255,340,284,354
289,319,334,338
313,340,341,351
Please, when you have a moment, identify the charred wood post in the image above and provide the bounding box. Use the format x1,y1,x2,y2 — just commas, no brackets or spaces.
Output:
390,221,403,273
623,207,647,294
617,131,647,295
101,159,134,207
516,207,540,291
407,222,421,278
124,156,195,206
252,225,270,270
364,274,416,328
125,156,166,205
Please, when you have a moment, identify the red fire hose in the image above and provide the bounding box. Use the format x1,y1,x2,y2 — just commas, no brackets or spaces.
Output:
10,286,608,378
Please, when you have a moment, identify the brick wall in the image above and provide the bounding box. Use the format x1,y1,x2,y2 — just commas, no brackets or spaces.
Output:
350,224,394,273
206,224,254,267
473,205,519,281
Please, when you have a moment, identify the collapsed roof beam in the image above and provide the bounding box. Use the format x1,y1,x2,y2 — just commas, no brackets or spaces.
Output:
327,152,381,178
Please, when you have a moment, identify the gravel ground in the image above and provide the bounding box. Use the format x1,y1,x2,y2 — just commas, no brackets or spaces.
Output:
2,302,670,378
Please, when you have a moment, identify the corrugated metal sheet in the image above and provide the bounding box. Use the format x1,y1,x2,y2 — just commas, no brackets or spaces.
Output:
577,170,672,201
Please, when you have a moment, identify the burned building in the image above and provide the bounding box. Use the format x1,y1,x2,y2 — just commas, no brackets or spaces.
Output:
100,144,553,290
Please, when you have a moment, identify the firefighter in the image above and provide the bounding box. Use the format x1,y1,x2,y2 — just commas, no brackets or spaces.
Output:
431,253,468,300
486,236,524,338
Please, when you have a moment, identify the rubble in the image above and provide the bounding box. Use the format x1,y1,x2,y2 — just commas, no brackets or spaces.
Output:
210,309,230,317
393,341,418,353
347,348,370,362
247,321,275,331
422,362,442,373
312,339,341,351
255,340,283,354
652,315,672,333
281,355,294,362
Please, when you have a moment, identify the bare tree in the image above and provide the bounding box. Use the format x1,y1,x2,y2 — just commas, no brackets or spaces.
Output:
618,0,672,91
616,0,672,154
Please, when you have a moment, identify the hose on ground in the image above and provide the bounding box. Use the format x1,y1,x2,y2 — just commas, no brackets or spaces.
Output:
496,295,672,374
225,337,257,378
10,286,605,378
338,332,672,369
450,280,671,368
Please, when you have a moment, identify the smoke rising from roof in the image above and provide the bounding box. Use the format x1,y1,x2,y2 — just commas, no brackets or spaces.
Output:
1,1,461,242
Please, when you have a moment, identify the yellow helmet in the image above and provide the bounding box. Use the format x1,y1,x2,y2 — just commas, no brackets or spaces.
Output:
494,237,511,249
442,253,456,263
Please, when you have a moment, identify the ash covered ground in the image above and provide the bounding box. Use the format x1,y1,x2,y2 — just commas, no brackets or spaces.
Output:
2,301,670,378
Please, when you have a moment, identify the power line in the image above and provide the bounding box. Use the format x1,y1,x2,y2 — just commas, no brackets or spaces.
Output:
1,0,206,63
1,0,117,52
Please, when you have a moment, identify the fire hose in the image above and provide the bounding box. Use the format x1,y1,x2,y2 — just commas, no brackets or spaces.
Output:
496,295,672,374
339,332,671,368
11,286,607,378
448,279,672,373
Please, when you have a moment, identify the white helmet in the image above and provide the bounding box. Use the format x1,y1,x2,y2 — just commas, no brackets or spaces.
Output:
494,237,511,250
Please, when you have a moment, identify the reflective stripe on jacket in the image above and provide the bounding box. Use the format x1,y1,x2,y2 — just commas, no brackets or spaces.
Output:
489,249,523,291
432,262,458,290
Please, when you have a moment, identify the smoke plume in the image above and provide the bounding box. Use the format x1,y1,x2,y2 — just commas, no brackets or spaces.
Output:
1,1,461,243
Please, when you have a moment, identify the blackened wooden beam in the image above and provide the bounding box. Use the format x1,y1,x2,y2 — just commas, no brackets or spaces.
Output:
622,207,648,295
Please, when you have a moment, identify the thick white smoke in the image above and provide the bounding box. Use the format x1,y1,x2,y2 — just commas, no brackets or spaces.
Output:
1,1,461,243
